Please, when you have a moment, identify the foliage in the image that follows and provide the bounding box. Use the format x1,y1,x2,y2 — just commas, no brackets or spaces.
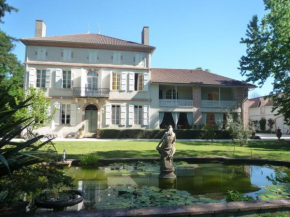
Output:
80,153,99,166
257,183,290,200
259,118,267,131
239,0,290,124
0,165,73,203
91,185,219,210
225,190,254,202
99,129,232,139
0,80,57,177
267,118,275,131
202,125,217,142
226,113,251,146
11,86,55,129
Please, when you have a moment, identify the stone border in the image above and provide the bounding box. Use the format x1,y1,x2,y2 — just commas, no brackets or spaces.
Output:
23,199,290,217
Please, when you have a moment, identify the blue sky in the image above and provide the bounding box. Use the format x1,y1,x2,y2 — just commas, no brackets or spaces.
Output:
2,0,272,97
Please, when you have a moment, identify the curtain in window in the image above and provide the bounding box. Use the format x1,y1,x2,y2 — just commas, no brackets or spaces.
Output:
186,112,193,127
214,113,222,129
159,112,164,125
172,112,180,129
202,113,207,124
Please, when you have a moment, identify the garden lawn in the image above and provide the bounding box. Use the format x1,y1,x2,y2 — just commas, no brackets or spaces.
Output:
51,140,290,161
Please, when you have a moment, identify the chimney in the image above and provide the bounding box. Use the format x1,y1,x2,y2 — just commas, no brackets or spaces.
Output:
35,20,46,37
142,26,149,45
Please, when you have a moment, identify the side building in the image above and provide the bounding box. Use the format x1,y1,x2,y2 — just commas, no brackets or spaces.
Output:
21,20,254,138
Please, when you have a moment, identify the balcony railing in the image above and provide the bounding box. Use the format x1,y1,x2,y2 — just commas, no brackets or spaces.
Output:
201,100,238,108
159,99,193,107
73,87,110,98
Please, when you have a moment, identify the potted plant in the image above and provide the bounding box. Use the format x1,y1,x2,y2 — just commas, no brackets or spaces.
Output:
96,130,101,139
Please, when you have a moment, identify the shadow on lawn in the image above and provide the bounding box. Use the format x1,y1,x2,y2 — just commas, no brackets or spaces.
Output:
247,140,290,151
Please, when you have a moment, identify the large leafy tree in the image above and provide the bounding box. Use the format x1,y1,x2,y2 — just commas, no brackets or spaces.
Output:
239,0,290,124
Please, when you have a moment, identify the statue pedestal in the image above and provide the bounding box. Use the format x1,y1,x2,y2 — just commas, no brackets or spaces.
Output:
159,170,176,179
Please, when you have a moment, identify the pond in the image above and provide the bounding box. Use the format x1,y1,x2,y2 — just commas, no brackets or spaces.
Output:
63,162,290,210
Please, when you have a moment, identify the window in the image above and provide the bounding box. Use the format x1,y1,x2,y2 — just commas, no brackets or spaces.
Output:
134,106,143,125
112,72,121,90
112,105,120,125
36,69,46,88
166,89,178,99
87,71,98,89
62,71,71,88
61,104,70,125
134,73,144,91
208,92,219,100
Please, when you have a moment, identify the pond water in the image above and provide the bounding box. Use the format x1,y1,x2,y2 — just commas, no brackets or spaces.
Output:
63,162,290,210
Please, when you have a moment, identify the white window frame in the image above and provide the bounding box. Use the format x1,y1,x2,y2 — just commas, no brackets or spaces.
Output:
61,104,71,125
166,89,178,99
62,70,71,89
112,105,121,125
112,72,121,90
36,69,46,88
134,105,143,125
134,73,144,91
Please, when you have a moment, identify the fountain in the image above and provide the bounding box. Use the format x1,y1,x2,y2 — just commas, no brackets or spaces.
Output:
156,125,176,179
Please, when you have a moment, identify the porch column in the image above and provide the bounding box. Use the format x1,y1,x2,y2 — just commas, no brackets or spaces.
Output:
175,85,177,106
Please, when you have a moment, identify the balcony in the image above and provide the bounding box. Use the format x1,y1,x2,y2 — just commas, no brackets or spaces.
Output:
201,100,238,108
73,87,110,98
159,99,193,107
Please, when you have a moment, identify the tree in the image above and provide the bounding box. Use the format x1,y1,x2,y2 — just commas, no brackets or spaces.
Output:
239,0,290,124
259,118,267,131
267,118,275,132
195,67,211,72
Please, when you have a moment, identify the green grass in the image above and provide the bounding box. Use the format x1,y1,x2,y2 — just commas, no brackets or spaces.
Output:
51,140,290,161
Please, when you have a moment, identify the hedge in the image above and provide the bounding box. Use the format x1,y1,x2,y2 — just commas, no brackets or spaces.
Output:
99,129,232,139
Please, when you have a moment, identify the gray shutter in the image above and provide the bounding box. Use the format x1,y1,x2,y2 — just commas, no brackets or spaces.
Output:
45,68,51,88
28,68,36,87
105,104,111,125
129,72,134,91
53,102,60,125
143,105,148,126
120,104,126,125
55,69,63,88
70,103,77,125
143,73,149,91
80,69,87,96
121,72,127,91
129,105,134,125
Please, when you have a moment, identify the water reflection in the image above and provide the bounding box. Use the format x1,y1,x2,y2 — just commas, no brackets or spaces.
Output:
63,163,290,210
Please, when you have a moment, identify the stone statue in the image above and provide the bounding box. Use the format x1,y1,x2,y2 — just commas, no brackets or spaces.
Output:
156,125,176,179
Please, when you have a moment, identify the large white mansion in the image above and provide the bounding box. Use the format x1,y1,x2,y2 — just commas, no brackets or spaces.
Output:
21,20,254,137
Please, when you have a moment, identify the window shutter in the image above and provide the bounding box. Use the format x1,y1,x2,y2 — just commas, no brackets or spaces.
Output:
45,68,51,88
80,69,87,96
120,104,126,125
121,72,127,91
143,73,149,91
129,105,134,125
129,72,134,91
70,103,77,125
55,69,63,88
53,102,60,125
71,71,74,89
109,71,113,90
105,104,111,125
143,105,148,126
28,68,36,87
41,48,46,60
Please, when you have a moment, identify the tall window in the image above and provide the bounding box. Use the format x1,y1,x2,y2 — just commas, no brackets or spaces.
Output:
63,70,71,88
166,89,178,99
208,92,219,100
112,72,121,90
134,73,144,91
61,104,70,125
112,105,120,125
36,69,46,88
134,106,143,125
87,71,98,89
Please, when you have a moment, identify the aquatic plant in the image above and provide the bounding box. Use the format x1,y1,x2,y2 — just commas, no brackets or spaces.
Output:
80,153,99,166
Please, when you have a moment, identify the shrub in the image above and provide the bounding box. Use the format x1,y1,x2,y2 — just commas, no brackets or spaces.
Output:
267,118,275,131
99,129,232,139
225,190,254,202
259,118,267,131
80,153,99,166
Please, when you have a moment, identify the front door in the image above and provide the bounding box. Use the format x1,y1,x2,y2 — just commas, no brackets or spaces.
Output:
85,105,98,133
